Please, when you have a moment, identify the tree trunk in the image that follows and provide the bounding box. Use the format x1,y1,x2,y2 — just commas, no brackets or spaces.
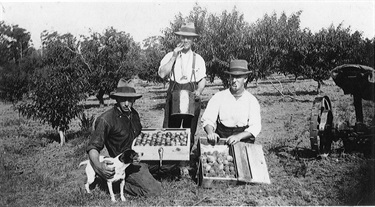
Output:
58,130,65,146
96,89,105,107
316,81,321,94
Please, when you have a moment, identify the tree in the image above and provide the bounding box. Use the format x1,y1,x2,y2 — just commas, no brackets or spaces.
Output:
195,6,249,87
17,31,88,145
138,36,166,83
80,27,141,105
303,24,358,93
246,12,282,85
276,11,308,81
0,22,37,103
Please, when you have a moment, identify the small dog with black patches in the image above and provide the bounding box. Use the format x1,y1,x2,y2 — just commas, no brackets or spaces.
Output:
79,149,141,202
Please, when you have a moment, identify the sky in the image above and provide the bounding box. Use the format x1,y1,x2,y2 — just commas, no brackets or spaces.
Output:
1,0,374,49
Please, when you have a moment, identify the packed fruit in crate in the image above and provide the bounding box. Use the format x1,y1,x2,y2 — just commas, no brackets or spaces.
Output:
201,150,236,178
133,131,188,146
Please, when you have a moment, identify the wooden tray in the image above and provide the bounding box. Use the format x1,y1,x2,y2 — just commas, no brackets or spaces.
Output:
131,128,190,161
197,138,270,188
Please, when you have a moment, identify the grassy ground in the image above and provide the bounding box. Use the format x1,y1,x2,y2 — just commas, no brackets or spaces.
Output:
1,76,374,206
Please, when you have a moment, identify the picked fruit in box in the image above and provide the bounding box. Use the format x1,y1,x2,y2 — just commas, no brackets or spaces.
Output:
133,130,188,147
197,138,271,188
132,128,191,161
201,150,236,178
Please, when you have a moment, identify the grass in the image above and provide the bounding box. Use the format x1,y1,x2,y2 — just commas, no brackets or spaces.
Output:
0,76,374,206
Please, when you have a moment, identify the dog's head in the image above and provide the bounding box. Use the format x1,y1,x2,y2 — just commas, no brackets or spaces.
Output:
119,149,142,164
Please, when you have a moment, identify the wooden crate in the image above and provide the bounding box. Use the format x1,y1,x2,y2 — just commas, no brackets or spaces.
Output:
197,138,270,188
131,128,190,161
197,138,237,188
232,142,271,184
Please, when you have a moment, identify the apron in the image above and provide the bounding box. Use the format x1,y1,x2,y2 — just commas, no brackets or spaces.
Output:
215,119,255,143
162,53,200,147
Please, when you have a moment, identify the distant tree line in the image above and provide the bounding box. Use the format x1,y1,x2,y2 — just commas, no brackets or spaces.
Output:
0,4,373,144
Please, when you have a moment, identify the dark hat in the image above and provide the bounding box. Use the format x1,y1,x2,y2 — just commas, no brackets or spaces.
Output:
225,59,252,75
174,22,199,37
109,78,142,99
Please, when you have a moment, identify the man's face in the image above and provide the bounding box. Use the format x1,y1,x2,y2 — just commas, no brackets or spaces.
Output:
229,74,248,92
179,35,194,50
116,97,136,112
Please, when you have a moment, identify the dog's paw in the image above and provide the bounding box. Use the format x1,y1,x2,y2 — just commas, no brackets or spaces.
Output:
121,196,126,201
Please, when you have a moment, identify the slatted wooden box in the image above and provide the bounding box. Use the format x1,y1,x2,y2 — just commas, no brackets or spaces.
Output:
197,138,271,188
131,128,191,161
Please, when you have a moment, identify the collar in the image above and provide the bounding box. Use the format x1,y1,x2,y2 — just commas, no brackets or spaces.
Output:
113,104,132,118
179,49,193,57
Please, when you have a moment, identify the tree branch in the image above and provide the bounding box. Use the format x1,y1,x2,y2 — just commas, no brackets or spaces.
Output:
267,77,308,102
64,45,91,71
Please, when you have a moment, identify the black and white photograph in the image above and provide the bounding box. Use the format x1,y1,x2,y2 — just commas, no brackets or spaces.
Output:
1,0,374,206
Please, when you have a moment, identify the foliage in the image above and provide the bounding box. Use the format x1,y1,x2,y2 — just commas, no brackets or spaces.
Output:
80,27,141,105
17,31,88,132
0,64,28,103
78,112,95,133
138,36,166,83
202,8,250,87
302,24,362,92
0,21,32,65
276,11,307,80
0,22,39,103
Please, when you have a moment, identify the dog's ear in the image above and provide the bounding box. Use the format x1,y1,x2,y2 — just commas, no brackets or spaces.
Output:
120,149,137,164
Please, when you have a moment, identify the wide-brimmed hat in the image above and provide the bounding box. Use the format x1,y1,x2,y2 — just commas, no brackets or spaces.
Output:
174,22,199,37
224,59,252,75
109,78,142,99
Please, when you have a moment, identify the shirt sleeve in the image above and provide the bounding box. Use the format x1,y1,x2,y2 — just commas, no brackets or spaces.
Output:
194,54,206,81
201,93,220,131
158,52,173,71
86,117,109,153
244,95,262,138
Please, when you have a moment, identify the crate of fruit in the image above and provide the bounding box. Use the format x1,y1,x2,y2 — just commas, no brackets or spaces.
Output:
197,137,270,188
197,138,237,188
131,128,190,161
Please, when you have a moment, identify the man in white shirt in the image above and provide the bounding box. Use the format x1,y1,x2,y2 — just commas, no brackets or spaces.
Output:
158,22,206,149
201,59,261,145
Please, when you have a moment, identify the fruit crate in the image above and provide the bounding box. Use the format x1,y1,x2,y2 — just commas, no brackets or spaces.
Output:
131,128,190,161
197,138,270,188
197,138,237,188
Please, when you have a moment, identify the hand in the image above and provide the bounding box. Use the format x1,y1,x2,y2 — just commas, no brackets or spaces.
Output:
173,42,184,56
193,90,201,100
226,134,241,146
207,132,220,145
97,160,115,180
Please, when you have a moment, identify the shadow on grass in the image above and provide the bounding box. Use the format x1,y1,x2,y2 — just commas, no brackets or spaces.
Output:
39,129,91,146
149,90,167,94
257,90,318,97
269,145,316,159
152,95,167,100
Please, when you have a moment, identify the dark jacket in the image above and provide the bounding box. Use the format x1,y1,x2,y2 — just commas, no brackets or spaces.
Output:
86,105,142,157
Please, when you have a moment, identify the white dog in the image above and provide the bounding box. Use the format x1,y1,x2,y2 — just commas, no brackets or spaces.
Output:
79,149,140,202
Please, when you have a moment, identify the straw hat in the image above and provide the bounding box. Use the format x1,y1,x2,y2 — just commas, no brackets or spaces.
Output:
109,78,142,99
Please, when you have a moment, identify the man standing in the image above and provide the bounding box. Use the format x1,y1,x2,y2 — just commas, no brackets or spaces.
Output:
86,78,162,197
201,59,261,145
158,22,206,149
